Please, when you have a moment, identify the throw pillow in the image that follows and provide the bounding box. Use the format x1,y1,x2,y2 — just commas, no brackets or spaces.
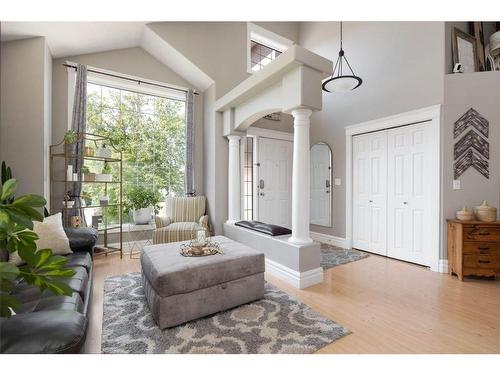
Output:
7,212,72,266
33,212,72,255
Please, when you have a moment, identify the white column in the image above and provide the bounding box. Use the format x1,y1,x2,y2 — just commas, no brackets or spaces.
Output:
289,108,313,245
227,135,241,223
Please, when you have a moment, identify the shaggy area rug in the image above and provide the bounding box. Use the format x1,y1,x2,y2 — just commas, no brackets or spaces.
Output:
320,243,369,270
102,272,349,354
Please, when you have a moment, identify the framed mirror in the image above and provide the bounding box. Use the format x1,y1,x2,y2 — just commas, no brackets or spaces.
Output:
310,142,332,227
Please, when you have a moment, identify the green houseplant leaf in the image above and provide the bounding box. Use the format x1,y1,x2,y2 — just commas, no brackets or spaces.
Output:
0,161,76,318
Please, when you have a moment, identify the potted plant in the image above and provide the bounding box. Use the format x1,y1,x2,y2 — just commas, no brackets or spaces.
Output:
0,162,75,318
124,187,161,225
81,165,95,182
82,191,92,206
64,130,77,144
62,191,75,208
96,161,112,182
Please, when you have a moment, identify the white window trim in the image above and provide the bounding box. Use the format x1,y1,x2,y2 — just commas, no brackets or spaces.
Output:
246,23,294,74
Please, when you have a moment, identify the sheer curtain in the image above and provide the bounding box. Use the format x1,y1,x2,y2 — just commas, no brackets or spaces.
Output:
184,88,195,196
68,64,88,225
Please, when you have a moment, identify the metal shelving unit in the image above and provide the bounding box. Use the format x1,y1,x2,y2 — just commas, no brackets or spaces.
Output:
50,132,123,258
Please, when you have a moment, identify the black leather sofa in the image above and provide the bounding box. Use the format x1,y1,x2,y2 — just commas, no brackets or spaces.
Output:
0,227,98,354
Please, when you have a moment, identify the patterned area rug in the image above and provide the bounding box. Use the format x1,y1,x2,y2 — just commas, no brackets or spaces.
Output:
102,272,349,354
320,243,369,270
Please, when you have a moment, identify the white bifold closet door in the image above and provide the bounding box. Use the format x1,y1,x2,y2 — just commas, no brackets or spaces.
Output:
386,123,432,266
352,131,387,256
352,122,432,266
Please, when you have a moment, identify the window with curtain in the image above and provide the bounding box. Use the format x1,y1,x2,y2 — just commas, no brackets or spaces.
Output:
85,82,186,223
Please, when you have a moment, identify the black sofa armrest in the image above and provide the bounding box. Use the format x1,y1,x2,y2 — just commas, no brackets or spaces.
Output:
64,227,99,254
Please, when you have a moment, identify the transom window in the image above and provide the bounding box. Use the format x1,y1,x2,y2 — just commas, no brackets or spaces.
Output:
250,40,282,72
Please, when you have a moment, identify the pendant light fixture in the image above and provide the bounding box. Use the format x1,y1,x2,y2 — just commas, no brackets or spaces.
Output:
322,22,363,93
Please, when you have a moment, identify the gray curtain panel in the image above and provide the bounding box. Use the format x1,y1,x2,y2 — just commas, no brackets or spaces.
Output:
185,88,195,196
68,64,88,226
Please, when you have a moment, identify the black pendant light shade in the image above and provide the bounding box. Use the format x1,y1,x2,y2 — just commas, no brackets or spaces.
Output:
322,22,363,93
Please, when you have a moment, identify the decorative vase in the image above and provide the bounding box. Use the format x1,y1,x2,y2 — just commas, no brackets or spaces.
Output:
456,207,475,221
62,200,75,208
132,207,153,225
474,201,497,222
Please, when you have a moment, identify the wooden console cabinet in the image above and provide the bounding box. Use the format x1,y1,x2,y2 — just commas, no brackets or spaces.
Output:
447,219,500,281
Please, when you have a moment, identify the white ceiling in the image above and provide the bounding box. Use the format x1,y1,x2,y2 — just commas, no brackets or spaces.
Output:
1,22,148,58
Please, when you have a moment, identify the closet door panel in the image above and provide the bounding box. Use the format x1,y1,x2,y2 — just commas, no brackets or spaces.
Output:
368,132,387,254
352,132,387,255
353,135,371,251
387,123,431,266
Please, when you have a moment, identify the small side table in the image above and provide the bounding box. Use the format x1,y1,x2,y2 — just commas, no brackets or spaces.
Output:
128,222,156,259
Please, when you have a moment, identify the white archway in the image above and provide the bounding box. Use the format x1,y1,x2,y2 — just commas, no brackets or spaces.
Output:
215,45,333,289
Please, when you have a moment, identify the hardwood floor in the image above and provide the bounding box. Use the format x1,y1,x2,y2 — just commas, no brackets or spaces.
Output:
84,250,500,354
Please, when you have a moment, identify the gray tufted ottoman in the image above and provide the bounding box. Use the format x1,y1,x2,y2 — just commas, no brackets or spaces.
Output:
140,235,265,329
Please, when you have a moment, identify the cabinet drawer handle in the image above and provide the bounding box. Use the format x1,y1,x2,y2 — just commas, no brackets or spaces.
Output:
477,232,491,236
478,260,491,264
478,247,490,250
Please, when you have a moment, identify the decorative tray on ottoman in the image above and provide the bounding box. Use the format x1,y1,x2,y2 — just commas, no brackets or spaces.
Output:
179,232,224,257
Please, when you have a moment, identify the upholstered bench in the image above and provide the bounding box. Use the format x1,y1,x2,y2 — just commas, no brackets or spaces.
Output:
140,235,265,329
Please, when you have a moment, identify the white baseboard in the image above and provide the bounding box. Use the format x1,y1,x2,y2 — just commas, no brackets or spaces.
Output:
437,259,449,273
310,231,349,249
265,258,323,289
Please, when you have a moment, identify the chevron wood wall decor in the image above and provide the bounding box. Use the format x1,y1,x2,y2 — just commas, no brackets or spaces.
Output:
454,108,489,138
453,108,489,179
454,129,489,160
454,149,489,179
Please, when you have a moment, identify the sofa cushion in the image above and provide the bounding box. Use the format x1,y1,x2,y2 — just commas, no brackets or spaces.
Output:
15,292,84,314
153,222,207,244
235,220,292,236
0,310,87,354
13,266,89,304
66,252,92,272
141,235,265,297
64,266,89,299
64,227,98,253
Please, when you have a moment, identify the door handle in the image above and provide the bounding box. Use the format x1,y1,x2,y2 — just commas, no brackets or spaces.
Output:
259,179,265,189
403,202,408,205
369,200,373,203
260,192,265,197
326,180,330,188
326,190,330,194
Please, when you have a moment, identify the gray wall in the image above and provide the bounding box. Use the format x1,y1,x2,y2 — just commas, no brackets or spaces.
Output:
148,22,301,233
299,22,446,239
0,37,51,198
51,47,205,197
442,71,500,257
148,22,300,99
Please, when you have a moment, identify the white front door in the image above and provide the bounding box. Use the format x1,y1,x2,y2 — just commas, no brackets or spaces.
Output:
310,145,331,226
387,123,431,266
257,137,293,228
352,131,388,255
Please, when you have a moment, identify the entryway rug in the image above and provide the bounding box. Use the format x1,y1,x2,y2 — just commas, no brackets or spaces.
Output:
320,243,369,270
101,272,349,354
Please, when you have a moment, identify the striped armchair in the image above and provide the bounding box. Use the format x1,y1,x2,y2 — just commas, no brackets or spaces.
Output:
153,196,209,244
